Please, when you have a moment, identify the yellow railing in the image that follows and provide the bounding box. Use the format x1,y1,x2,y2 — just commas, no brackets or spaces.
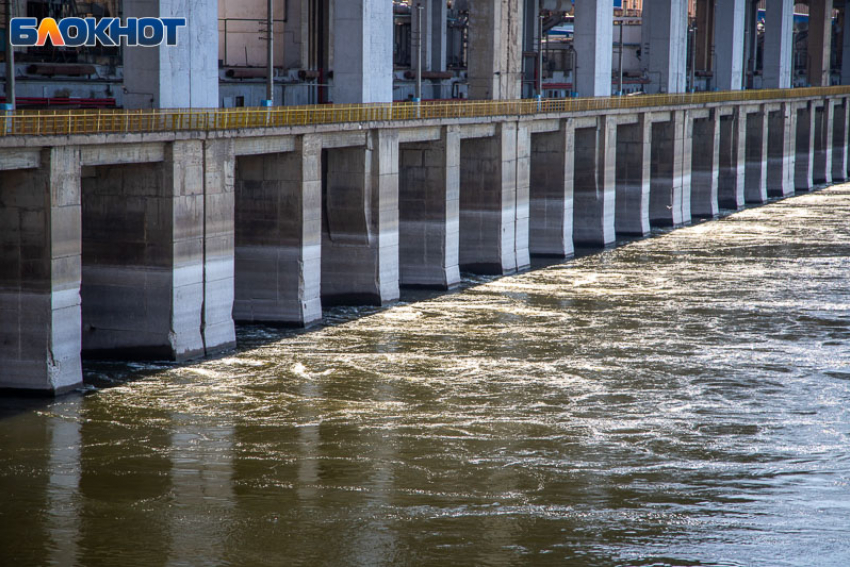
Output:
3,86,850,138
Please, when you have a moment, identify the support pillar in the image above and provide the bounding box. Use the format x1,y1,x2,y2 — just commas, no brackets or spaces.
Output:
714,0,746,91
691,111,721,217
795,102,816,191
80,142,206,361
398,127,461,289
767,103,798,197
814,101,835,184
233,138,322,325
763,0,795,89
808,0,834,87
843,4,850,84
459,123,524,274
573,117,617,246
615,115,651,236
695,0,716,75
0,148,82,394
123,0,218,108
333,0,393,103
574,0,614,97
832,98,850,181
530,121,575,256
719,108,747,209
649,111,692,226
323,131,400,304
468,0,524,99
641,0,689,94
745,109,769,203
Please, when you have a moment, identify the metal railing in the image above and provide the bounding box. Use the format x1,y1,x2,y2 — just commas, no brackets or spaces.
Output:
4,86,849,138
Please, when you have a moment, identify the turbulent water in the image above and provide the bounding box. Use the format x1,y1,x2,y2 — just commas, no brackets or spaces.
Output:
2,187,850,567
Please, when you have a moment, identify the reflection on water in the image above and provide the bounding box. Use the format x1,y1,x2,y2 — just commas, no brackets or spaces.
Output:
2,187,850,567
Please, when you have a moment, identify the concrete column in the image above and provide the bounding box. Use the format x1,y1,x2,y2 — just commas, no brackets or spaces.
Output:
641,0,689,94
573,117,617,246
763,0,795,89
411,0,448,73
808,0,834,87
719,108,747,209
0,148,82,394
80,142,206,361
202,140,237,351
574,0,614,97
233,138,322,326
459,123,523,274
714,0,746,91
767,103,798,197
322,131,400,304
615,115,651,236
814,101,835,183
832,98,850,180
691,111,721,217
468,0,524,99
744,109,769,203
649,111,692,226
530,121,575,257
333,0,393,103
123,0,218,108
398,127,462,289
695,0,716,74
515,123,531,271
795,102,816,190
842,5,850,84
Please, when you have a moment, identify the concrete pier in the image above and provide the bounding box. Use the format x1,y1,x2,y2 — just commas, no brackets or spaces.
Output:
719,108,747,209
649,111,692,226
573,117,616,246
767,103,797,198
398,127,462,288
813,101,834,184
832,98,850,182
796,103,817,191
615,115,651,235
530,121,575,257
690,111,721,217
744,108,769,204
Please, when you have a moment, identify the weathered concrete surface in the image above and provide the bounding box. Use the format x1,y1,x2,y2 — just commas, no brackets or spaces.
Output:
719,109,746,209
767,104,797,198
123,0,218,109
649,111,692,226
573,117,616,245
333,0,394,103
691,111,721,217
234,138,322,326
615,115,651,235
745,110,769,204
763,0,795,89
813,102,834,184
574,0,613,97
796,103,816,191
530,121,575,255
398,127,462,288
322,131,400,304
0,148,82,394
808,0,834,87
714,0,746,91
832,98,849,182
467,0,523,100
641,0,688,94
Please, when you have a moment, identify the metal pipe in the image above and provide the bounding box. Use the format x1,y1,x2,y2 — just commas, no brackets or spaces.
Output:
416,2,423,102
5,0,15,110
266,0,274,104
690,25,697,92
618,19,624,95
537,13,544,99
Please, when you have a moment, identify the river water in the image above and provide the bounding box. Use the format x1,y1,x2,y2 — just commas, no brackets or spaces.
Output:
2,187,850,567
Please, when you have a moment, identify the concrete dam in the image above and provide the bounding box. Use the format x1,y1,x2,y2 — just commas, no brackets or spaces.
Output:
1,88,849,395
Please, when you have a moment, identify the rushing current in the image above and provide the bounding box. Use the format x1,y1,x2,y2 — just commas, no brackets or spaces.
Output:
2,186,850,567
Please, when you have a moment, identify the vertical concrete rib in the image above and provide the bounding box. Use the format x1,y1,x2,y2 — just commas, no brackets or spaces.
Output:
691,111,721,217
808,0,834,87
767,103,798,197
744,108,769,204
530,120,575,256
714,0,746,91
398,127,461,289
459,123,521,274
234,138,322,326
333,0,393,103
0,147,82,393
649,111,691,227
813,101,834,184
641,0,689,94
763,0,795,89
719,108,747,209
574,0,614,97
795,102,816,191
615,115,651,236
832,98,850,181
573,117,617,246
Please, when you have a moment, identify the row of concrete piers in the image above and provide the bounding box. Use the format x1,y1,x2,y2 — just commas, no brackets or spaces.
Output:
1,93,848,394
